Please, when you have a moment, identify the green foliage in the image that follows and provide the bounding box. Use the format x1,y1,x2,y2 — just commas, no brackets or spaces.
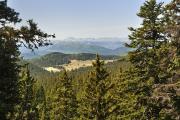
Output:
29,52,119,67
0,0,179,120
0,1,21,119
166,0,180,71
50,70,78,120
35,86,49,120
16,66,38,119
79,55,119,120
126,0,180,119
20,0,179,119
0,0,54,119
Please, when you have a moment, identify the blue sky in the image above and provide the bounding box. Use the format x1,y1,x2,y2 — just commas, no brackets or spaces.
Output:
9,0,171,40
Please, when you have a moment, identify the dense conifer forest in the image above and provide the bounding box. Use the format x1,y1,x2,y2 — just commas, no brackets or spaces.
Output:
0,0,179,119
28,52,119,67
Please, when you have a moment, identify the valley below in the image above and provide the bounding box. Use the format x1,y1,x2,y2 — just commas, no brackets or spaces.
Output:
25,52,120,74
43,59,115,72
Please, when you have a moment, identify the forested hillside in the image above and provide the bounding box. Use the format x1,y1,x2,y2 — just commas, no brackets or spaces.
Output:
28,52,119,67
0,0,179,120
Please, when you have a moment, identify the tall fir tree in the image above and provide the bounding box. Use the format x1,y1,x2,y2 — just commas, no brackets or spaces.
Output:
167,0,180,73
127,0,170,119
0,0,54,119
127,0,165,84
35,86,49,120
52,70,78,120
0,1,21,119
114,68,145,119
156,0,180,119
79,55,119,120
17,65,38,120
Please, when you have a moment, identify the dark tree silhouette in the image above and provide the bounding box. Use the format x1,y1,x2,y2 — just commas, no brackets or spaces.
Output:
0,0,54,119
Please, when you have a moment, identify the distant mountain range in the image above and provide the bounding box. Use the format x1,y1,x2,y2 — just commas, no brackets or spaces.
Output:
20,37,131,59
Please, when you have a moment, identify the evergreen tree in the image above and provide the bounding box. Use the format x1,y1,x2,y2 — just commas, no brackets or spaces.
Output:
114,68,145,119
127,0,169,119
166,0,180,72
17,65,38,120
156,0,180,119
0,1,21,119
35,86,49,120
127,0,165,84
52,70,78,120
0,0,54,119
79,55,119,120
127,0,180,119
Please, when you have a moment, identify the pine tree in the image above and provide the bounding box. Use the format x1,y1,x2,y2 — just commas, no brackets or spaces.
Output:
79,55,119,120
155,0,180,119
35,86,49,120
167,0,180,73
114,68,145,119
127,0,180,119
127,0,169,119
168,1,180,118
17,65,38,120
164,0,180,72
127,0,166,83
52,70,78,120
0,1,21,119
0,0,54,119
